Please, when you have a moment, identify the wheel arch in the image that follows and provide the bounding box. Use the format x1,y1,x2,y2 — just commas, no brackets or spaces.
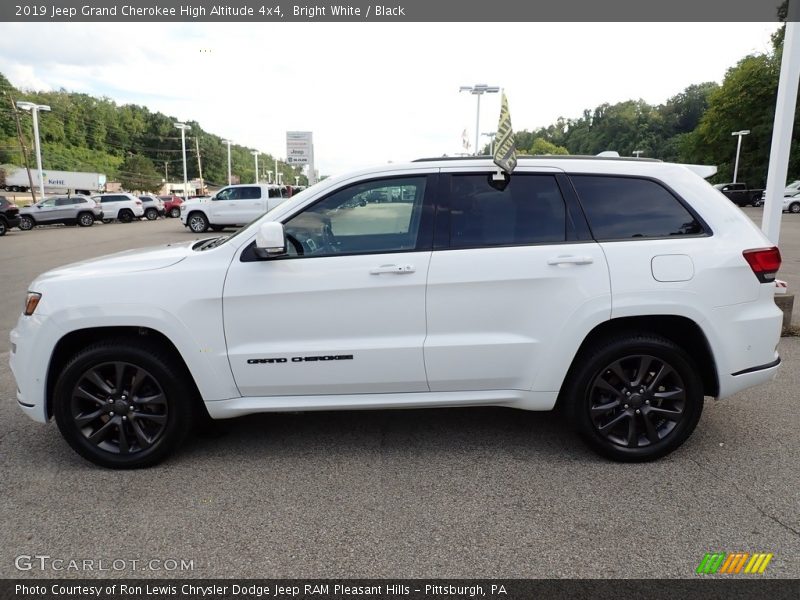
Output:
45,326,208,421
557,315,719,407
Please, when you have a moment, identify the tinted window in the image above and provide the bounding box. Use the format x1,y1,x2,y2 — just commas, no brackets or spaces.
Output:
447,174,566,248
268,187,282,198
55,197,74,206
284,177,427,257
571,176,703,240
100,195,125,203
215,187,241,201
239,187,261,200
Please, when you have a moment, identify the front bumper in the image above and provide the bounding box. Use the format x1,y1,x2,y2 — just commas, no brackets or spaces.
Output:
9,313,59,423
5,215,20,228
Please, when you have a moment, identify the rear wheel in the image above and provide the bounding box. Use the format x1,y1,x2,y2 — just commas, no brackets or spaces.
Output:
18,215,34,230
0,220,6,236
563,334,704,462
118,209,133,223
187,212,209,233
789,202,800,214
170,207,180,218
145,208,158,220
53,339,194,469
78,212,95,227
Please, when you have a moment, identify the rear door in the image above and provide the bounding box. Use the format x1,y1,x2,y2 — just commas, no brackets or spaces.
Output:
424,167,611,392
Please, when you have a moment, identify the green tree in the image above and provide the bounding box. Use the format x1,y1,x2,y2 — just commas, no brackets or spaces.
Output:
118,154,162,192
528,138,569,155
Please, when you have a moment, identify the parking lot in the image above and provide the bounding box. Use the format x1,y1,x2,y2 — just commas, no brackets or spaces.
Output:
0,214,799,579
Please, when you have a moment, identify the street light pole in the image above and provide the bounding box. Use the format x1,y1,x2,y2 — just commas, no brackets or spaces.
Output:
16,101,50,200
459,84,500,156
481,132,496,156
252,151,260,184
731,130,750,183
633,150,644,158
174,122,190,199
275,158,279,186
223,139,233,185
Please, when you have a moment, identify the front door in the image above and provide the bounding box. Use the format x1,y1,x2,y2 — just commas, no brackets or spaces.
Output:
424,168,611,392
223,173,436,397
209,186,265,224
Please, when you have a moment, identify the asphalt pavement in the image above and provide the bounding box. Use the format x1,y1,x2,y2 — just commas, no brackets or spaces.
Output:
0,216,798,579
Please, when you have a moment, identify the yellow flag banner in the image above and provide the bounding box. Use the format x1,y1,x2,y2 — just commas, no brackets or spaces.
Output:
493,92,517,174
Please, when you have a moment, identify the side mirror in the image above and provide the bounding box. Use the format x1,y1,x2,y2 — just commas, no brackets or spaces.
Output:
255,221,286,258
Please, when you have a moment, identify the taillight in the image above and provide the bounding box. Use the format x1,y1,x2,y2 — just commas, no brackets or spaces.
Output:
135,200,142,205
742,247,781,283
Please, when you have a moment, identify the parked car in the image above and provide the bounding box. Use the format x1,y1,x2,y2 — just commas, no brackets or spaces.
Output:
756,180,800,207
180,183,289,233
91,193,144,223
159,195,183,218
713,182,764,207
18,195,102,230
138,195,165,220
11,156,783,468
0,195,20,235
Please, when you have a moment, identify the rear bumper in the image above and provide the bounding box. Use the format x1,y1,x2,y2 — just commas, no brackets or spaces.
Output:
3,214,20,228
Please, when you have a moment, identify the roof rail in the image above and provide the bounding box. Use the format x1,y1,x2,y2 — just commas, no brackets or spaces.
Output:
412,155,662,163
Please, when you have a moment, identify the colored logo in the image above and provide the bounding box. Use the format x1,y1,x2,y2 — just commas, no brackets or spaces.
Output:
696,552,773,574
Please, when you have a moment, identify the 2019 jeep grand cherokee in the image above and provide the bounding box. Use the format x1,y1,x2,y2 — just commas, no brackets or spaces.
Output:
10,157,783,468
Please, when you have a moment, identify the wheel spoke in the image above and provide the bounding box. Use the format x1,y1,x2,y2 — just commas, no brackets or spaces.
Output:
134,412,167,425
591,399,620,416
608,361,629,386
135,393,167,406
86,370,113,395
632,356,654,387
113,363,126,393
649,363,675,391
131,420,153,449
598,411,629,434
654,388,685,401
593,377,624,398
74,385,107,406
118,421,130,454
74,409,105,427
646,406,683,421
87,419,115,445
642,413,660,444
129,367,147,396
626,415,638,447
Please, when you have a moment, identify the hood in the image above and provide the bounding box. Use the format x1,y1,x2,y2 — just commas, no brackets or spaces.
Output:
33,240,195,284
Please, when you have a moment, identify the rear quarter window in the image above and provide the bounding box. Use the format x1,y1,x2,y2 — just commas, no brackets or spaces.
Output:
570,175,705,240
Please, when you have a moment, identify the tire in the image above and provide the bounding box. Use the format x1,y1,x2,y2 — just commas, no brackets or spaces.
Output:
145,208,158,220
77,212,94,227
187,212,209,233
102,218,112,224
210,225,225,232
118,210,133,223
789,202,800,214
18,215,34,230
170,207,180,218
0,220,6,236
752,194,761,206
53,338,194,469
562,334,704,462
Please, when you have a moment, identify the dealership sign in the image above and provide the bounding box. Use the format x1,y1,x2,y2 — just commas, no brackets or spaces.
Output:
286,131,313,165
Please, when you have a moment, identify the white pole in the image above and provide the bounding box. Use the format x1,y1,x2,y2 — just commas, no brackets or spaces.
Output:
225,140,232,185
763,5,800,245
175,123,190,200
252,152,259,184
30,107,45,199
474,93,481,156
732,133,744,184
275,158,279,186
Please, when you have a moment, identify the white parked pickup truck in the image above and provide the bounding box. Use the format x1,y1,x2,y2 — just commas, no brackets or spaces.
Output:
180,184,289,232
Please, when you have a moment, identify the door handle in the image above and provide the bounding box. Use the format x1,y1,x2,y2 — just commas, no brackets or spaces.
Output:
547,255,594,266
370,264,415,274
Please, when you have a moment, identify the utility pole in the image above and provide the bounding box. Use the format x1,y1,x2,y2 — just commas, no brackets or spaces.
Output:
164,161,168,182
194,136,204,195
9,98,37,202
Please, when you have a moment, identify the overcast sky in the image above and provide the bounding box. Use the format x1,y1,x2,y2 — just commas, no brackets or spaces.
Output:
0,22,781,176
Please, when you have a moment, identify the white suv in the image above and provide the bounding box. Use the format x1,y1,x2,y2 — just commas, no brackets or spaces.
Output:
180,183,289,233
92,193,145,223
11,157,783,468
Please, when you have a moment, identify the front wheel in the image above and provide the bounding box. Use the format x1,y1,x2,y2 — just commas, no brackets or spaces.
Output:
78,212,95,227
187,212,209,233
563,334,703,462
18,215,34,230
53,339,194,468
789,202,800,214
145,208,158,220
170,207,180,218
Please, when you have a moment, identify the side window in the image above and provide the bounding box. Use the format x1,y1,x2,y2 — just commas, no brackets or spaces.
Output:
283,177,427,257
447,174,566,248
39,198,57,207
268,187,282,198
240,187,261,200
55,197,73,206
570,176,704,240
215,187,240,201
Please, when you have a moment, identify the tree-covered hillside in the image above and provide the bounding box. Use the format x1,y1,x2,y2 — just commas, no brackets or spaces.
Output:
0,73,305,190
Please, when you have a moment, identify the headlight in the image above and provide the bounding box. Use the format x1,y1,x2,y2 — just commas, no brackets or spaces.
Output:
24,292,41,316
180,204,187,211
